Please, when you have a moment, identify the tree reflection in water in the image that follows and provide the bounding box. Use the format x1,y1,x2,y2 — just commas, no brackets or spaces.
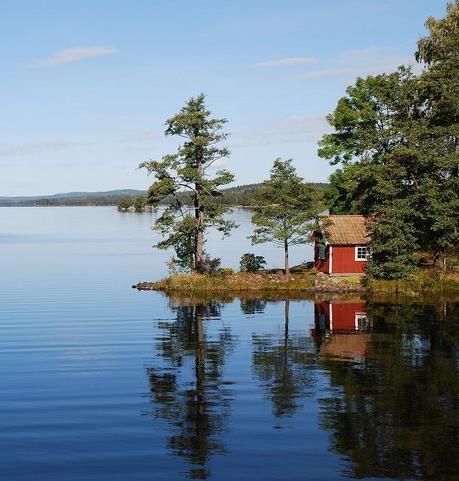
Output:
145,301,235,479
240,299,267,315
252,300,317,417
318,301,459,481
145,295,458,481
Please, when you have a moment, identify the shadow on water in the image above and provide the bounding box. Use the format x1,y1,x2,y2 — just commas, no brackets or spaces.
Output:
144,293,459,480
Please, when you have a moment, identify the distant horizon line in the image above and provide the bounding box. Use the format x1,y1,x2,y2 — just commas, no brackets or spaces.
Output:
1,181,330,200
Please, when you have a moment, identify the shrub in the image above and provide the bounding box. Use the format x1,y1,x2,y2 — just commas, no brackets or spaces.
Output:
133,196,146,212
239,253,266,272
195,256,222,276
117,198,132,211
219,267,236,277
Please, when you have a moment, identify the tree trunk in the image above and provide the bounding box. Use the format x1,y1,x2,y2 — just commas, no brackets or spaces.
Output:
194,159,205,270
433,249,448,272
195,204,204,267
284,241,289,278
454,136,459,177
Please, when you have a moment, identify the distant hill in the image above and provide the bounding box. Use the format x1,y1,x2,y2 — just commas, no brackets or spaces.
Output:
0,189,147,206
0,183,328,207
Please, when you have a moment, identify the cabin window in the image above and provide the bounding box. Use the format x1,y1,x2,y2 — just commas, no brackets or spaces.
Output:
355,245,370,261
355,314,369,330
318,244,326,261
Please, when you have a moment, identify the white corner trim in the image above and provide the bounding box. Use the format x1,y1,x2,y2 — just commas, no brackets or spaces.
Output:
329,302,333,331
329,245,333,274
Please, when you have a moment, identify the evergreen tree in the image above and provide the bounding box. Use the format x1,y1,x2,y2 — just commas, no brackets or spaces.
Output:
250,159,318,277
140,94,237,271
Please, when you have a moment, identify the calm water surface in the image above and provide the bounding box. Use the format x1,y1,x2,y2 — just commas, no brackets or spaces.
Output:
0,207,457,481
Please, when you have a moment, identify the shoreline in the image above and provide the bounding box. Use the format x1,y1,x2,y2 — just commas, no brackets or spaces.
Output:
132,271,459,298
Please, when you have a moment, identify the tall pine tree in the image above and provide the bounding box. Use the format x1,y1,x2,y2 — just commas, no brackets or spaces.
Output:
140,94,236,271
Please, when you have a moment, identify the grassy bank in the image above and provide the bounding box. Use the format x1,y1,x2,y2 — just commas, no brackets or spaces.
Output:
366,271,459,298
135,268,459,298
139,272,316,293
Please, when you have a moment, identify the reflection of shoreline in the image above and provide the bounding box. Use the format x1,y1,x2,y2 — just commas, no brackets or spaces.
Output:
140,288,459,307
156,290,367,306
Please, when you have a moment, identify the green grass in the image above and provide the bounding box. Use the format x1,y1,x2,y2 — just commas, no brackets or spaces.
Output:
138,266,459,299
149,272,316,293
366,270,459,298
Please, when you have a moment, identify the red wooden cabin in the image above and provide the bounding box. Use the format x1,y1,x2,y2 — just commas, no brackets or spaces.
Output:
314,215,370,275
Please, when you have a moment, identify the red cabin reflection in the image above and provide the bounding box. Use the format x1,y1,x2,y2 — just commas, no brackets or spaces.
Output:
313,300,368,333
312,300,371,360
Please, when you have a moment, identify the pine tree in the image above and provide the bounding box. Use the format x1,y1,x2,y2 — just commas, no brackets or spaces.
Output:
250,159,319,277
140,94,236,271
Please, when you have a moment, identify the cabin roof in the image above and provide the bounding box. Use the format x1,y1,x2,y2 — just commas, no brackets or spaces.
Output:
320,215,370,245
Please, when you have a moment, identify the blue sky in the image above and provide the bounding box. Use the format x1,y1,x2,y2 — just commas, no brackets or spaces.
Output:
0,0,447,196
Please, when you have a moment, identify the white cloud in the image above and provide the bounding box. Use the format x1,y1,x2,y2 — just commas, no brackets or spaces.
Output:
300,68,361,79
299,46,422,80
255,57,317,68
338,47,398,63
231,115,330,148
33,46,117,67
0,140,89,157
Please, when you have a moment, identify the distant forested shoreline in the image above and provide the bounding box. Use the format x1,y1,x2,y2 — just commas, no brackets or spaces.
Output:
0,183,328,207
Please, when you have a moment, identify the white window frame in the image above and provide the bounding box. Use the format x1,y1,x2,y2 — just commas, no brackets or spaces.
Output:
354,313,368,330
355,245,370,261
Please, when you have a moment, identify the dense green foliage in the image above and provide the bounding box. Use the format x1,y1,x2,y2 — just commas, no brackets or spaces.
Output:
319,2,459,279
140,94,237,271
239,253,266,272
250,159,319,276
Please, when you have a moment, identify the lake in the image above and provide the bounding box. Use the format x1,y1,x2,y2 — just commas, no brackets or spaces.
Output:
0,207,457,481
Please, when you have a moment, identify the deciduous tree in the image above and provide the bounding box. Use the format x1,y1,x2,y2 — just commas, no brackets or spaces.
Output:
319,1,459,278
